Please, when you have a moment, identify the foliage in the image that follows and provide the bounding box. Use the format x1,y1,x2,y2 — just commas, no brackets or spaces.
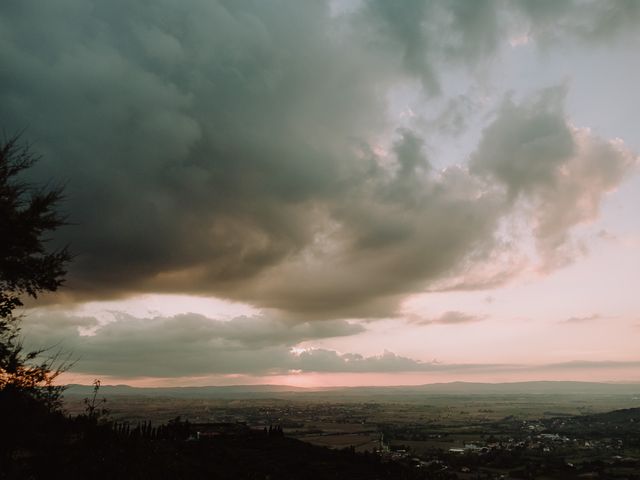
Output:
83,379,109,423
0,134,71,436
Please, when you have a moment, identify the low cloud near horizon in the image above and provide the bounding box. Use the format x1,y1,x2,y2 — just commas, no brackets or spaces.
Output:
21,312,640,379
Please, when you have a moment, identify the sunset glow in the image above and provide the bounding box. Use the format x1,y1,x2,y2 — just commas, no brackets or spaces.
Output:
3,0,639,388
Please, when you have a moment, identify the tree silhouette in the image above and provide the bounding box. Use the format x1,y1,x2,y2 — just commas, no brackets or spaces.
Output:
0,134,71,418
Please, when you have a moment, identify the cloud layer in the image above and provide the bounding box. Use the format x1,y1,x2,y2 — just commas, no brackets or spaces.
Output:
22,312,640,378
1,0,637,320
23,311,365,376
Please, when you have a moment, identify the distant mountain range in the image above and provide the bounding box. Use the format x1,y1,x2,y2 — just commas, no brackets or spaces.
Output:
64,381,640,399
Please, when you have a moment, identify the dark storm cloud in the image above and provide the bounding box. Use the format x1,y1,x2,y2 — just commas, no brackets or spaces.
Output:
1,0,637,319
1,0,394,309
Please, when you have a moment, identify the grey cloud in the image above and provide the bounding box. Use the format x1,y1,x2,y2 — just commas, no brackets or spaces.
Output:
532,129,636,270
408,311,487,326
1,1,637,320
558,314,601,325
21,314,99,339
357,0,440,92
596,229,617,242
2,0,394,310
470,87,575,196
537,360,640,371
293,349,432,373
291,349,510,374
236,145,506,318
513,0,640,45
24,311,364,350
296,355,640,374
429,94,480,138
22,312,365,376
471,88,637,270
21,311,498,376
359,0,640,93
357,0,502,92
288,356,640,376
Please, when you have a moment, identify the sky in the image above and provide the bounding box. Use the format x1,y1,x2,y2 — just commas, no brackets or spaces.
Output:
2,0,640,387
